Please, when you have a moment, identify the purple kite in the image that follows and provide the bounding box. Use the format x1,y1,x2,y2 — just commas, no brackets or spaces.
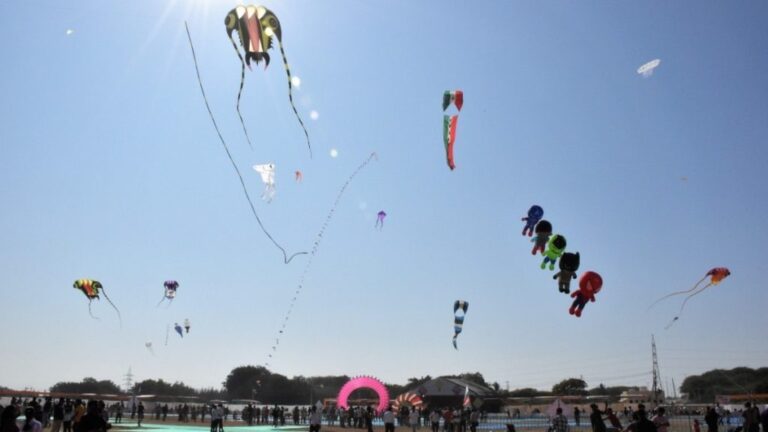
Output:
375,210,387,230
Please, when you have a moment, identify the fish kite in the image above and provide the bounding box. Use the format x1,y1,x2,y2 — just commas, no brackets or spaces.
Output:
570,271,602,317
158,280,179,306
73,279,122,323
174,323,184,338
376,210,386,230
253,163,276,202
637,59,661,77
184,318,191,334
224,5,311,156
295,170,302,182
521,205,544,237
453,300,469,349
648,267,731,328
442,90,463,171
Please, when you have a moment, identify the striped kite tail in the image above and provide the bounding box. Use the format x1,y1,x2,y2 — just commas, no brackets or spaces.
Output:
227,33,254,151
277,39,311,158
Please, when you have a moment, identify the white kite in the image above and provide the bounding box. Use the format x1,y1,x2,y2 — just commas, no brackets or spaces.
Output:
253,163,276,203
637,59,661,77
145,341,155,356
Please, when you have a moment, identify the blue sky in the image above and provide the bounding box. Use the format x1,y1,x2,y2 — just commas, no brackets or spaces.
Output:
1,0,767,394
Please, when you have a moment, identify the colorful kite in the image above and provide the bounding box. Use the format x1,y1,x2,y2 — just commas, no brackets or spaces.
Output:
541,234,566,270
184,318,191,334
442,90,463,171
295,170,302,182
158,280,179,306
649,267,731,328
453,300,469,349
253,163,276,202
531,220,552,255
224,5,311,156
73,279,121,323
554,252,580,294
521,205,544,237
570,271,602,317
392,393,423,412
174,323,184,338
375,210,387,230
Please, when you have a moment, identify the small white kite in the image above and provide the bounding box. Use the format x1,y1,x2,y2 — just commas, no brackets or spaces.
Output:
253,163,276,203
637,59,661,77
145,341,155,356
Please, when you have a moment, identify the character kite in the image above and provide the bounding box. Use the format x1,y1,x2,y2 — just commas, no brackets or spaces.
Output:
73,279,122,322
453,300,469,349
521,205,544,237
158,280,179,306
224,5,311,156
570,271,602,317
531,220,552,255
184,318,191,334
541,234,566,270
648,267,731,328
554,252,580,294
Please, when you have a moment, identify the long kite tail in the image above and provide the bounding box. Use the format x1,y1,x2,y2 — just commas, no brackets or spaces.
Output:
676,282,713,317
88,300,99,320
165,324,170,346
647,275,708,311
100,289,123,327
156,296,167,307
186,22,307,264
276,39,311,158
226,32,254,150
266,152,377,366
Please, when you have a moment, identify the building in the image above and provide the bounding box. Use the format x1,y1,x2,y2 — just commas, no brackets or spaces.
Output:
619,387,665,405
410,377,500,410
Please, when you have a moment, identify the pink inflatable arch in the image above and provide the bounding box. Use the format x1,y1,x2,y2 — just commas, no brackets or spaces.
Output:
336,376,390,413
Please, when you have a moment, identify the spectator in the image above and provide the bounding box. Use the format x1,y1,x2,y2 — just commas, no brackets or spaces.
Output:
605,408,623,432
590,405,606,432
410,408,421,432
469,410,479,432
429,410,441,432
21,408,43,432
1,406,20,432
743,403,759,432
552,408,569,432
651,408,669,432
63,401,74,432
75,401,109,432
704,408,718,432
51,399,64,432
574,407,581,427
137,403,144,428
309,406,322,432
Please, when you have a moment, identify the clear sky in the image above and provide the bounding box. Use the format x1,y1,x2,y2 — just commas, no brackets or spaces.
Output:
1,0,767,395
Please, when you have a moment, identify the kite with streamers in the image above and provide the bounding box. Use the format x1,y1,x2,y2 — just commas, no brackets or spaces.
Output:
649,267,731,328
174,323,184,338
224,5,311,156
264,153,378,368
442,90,463,170
295,170,302,182
522,205,544,237
158,280,179,306
569,271,602,317
253,163,276,202
186,22,306,264
453,300,468,349
73,279,121,323
184,318,191,334
375,210,386,230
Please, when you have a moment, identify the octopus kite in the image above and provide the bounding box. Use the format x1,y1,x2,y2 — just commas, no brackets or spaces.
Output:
73,279,122,323
158,280,179,306
649,267,731,328
531,220,552,255
453,300,468,349
225,5,311,156
442,90,463,170
570,271,602,317
375,210,386,230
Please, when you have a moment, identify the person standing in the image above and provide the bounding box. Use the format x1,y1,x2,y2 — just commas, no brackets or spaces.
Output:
114,403,122,424
589,405,606,432
651,407,669,432
429,410,440,432
62,401,73,432
309,406,322,432
410,408,420,432
383,406,396,432
137,403,145,428
50,399,64,432
552,408,568,432
604,408,622,432
759,406,768,432
469,410,479,432
742,403,759,432
704,407,719,432
21,408,43,432
1,406,20,432
574,407,581,428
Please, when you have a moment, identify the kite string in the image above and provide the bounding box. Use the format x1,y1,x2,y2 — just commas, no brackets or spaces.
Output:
265,152,378,367
185,22,307,264
227,28,254,151
277,39,312,159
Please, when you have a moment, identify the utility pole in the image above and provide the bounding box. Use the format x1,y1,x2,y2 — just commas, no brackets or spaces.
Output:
123,367,134,393
651,335,663,407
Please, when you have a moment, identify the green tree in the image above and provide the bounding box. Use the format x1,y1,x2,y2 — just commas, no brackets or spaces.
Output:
51,377,123,394
552,378,588,395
